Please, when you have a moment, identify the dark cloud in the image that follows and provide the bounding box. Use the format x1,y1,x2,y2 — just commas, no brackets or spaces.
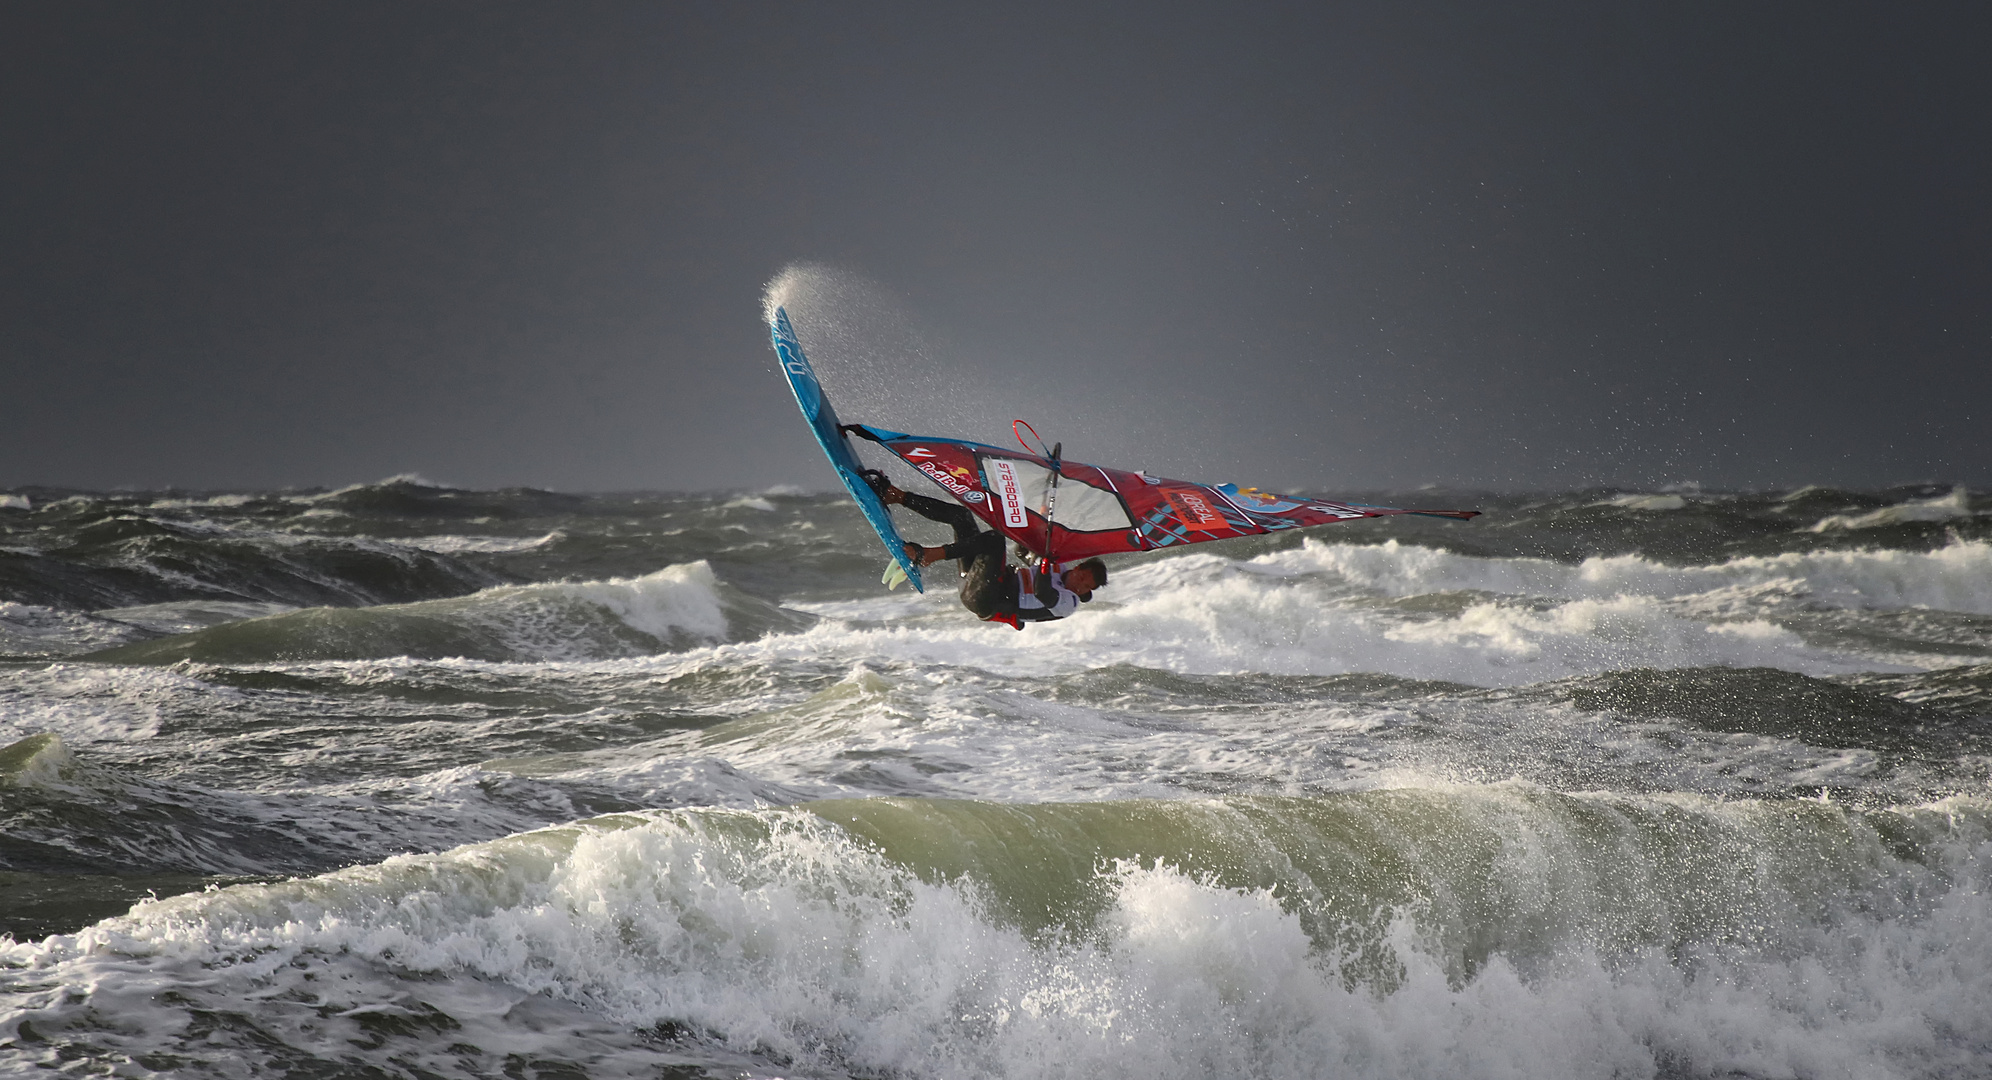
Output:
4,1,1986,491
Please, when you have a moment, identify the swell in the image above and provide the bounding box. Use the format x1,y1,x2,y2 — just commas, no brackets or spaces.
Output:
0,482,860,637
0,731,616,878
82,562,812,665
5,661,1984,887
0,510,503,613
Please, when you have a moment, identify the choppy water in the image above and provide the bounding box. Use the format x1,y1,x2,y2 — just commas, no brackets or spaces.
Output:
2,477,1989,1078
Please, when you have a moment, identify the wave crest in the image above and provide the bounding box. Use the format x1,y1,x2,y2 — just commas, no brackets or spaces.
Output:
8,792,1990,1079
86,562,810,665
1285,537,1992,615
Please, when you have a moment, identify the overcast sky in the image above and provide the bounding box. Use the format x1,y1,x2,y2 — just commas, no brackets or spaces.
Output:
5,2,1986,493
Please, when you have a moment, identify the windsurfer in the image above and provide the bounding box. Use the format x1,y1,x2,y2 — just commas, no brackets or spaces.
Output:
868,474,1106,628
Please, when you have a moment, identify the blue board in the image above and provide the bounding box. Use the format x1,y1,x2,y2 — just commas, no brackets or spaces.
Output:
771,307,924,593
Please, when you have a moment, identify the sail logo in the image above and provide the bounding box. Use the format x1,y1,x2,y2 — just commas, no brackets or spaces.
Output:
1164,488,1228,532
776,339,814,381
918,460,985,503
1220,484,1307,515
905,447,937,459
989,459,1029,528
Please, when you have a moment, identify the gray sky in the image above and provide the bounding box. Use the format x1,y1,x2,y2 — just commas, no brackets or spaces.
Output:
4,2,1986,493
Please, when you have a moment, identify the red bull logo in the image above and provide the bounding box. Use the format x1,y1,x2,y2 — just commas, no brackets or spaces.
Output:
918,460,981,500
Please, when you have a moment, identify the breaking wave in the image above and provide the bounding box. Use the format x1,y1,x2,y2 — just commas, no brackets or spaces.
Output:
87,562,810,665
5,791,1989,1079
1284,536,1992,615
1809,487,1979,531
7,482,1991,1078
769,538,1991,685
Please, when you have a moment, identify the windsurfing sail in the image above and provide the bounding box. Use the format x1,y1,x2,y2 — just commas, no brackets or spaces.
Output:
843,424,1479,561
770,308,925,592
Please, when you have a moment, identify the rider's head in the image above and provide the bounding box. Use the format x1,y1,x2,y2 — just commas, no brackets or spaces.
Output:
1064,558,1108,599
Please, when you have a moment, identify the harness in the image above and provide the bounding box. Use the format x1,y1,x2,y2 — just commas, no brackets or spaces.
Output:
980,558,1064,631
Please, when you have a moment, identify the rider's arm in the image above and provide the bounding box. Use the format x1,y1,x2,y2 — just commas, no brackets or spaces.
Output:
1033,572,1062,609
1032,573,1083,619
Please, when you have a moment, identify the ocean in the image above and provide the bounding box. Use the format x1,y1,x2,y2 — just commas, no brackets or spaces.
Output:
1,478,1988,1078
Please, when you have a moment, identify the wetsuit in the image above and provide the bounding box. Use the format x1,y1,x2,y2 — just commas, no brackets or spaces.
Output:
900,492,1079,623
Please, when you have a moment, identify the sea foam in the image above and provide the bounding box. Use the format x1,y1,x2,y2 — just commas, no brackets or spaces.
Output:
1809,487,1978,531
6,792,1988,1079
0,602,151,657
1280,536,1992,614
771,540,1915,685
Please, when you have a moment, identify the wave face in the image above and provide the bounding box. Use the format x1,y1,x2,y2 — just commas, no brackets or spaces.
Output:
2,479,1990,1078
82,562,810,665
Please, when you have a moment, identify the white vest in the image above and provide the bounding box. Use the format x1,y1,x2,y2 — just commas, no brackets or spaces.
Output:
1013,565,1081,619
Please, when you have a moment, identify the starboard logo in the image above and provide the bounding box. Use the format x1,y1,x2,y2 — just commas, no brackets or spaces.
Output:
988,459,1029,528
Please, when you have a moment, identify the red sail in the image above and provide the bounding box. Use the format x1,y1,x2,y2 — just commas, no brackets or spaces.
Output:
853,426,1477,561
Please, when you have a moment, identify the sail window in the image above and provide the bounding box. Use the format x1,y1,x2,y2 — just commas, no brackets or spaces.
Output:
980,457,1133,532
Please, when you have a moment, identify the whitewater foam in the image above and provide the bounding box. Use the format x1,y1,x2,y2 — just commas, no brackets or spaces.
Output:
1280,536,1992,615
0,602,150,657
143,492,263,510
6,794,1988,1079
397,531,563,554
299,473,453,501
769,545,1898,685
1809,487,1978,531
0,662,197,743
1592,493,1688,510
